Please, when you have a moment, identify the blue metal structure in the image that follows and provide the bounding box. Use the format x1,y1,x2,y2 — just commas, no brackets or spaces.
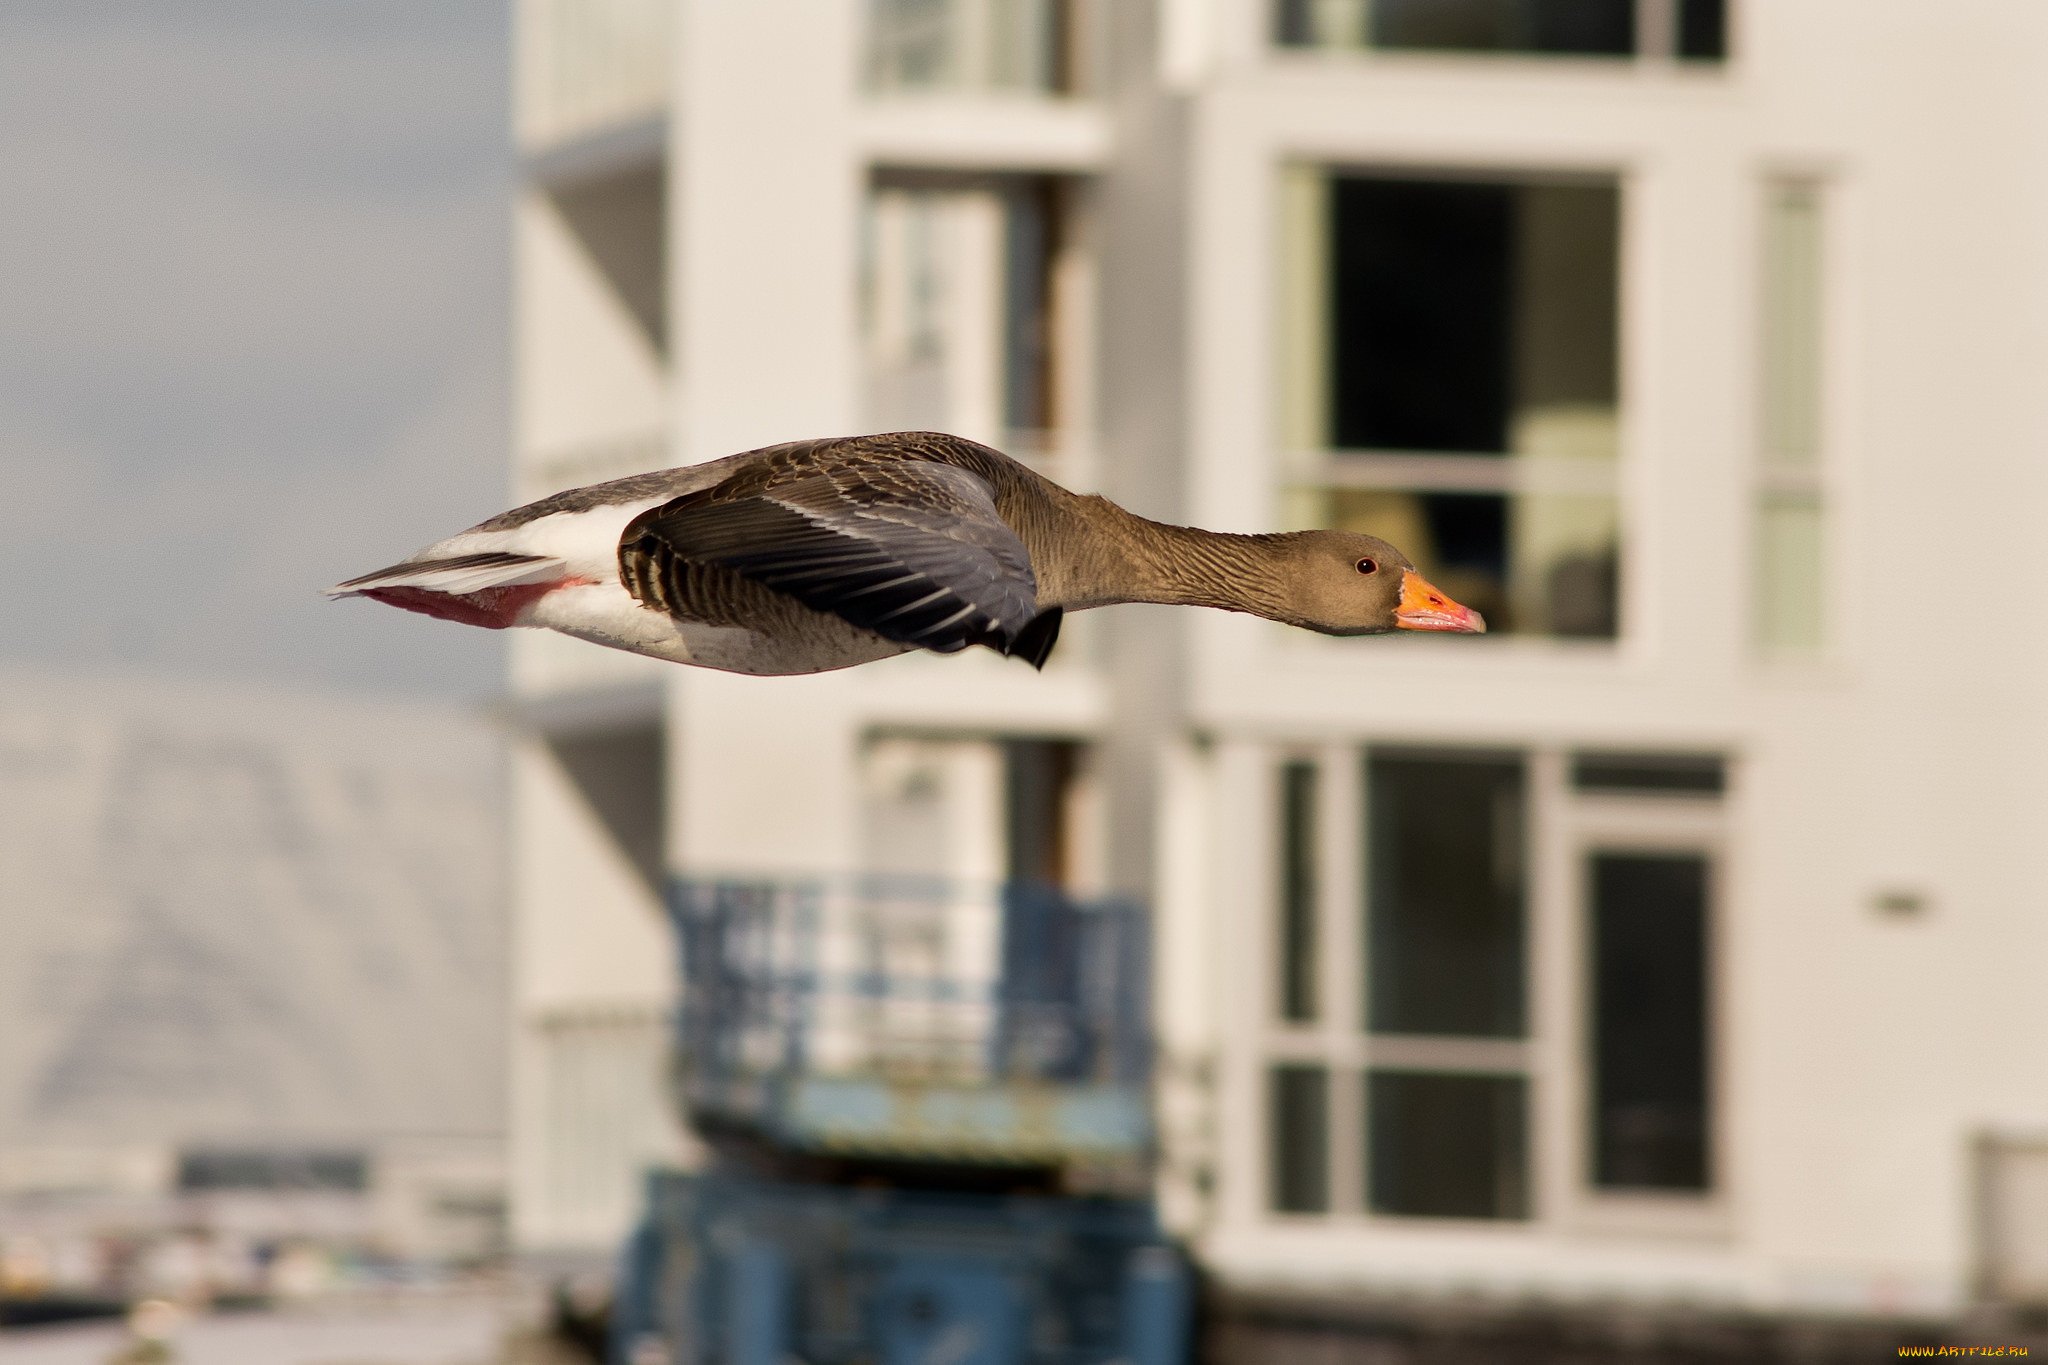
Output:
669,877,1152,1169
614,1172,1190,1365
613,876,1188,1365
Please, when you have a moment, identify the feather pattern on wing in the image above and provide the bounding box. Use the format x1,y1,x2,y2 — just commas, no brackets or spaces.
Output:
619,459,1045,657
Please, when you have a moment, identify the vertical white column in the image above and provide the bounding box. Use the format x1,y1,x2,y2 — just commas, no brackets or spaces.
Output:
671,0,860,461
666,0,867,887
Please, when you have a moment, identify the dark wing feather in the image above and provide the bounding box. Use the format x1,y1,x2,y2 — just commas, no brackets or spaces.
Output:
621,461,1051,660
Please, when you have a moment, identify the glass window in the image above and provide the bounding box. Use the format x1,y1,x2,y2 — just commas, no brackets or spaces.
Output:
1256,745,1724,1224
1004,739,1076,889
1278,761,1320,1022
1281,170,1622,638
1366,1070,1529,1217
1372,0,1633,56
1588,852,1711,1190
1270,1064,1332,1212
1677,0,1727,59
863,177,1069,464
1571,751,1725,795
1755,180,1827,654
1275,0,1726,61
1366,753,1527,1037
866,0,1077,93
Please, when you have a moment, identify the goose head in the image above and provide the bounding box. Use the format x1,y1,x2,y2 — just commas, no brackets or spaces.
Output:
1275,531,1487,636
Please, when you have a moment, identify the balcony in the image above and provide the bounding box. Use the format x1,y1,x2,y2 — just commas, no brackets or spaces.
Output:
516,0,670,151
670,875,1150,1168
865,0,1092,97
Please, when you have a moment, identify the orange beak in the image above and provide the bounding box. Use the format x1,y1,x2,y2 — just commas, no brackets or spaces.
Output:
1395,570,1486,633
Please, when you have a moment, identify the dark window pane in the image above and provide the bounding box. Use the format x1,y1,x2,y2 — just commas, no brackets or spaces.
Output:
1279,762,1320,1022
1372,0,1634,56
1366,753,1526,1036
1677,0,1727,60
1590,853,1711,1191
1270,1065,1331,1212
1330,177,1513,453
1004,739,1076,888
1367,1071,1528,1218
1571,752,1725,795
1274,0,1315,46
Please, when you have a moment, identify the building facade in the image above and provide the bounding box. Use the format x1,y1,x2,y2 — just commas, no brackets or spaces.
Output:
507,0,2048,1330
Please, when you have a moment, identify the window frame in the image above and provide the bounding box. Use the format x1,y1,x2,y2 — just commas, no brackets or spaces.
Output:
1268,0,1733,67
1254,743,1733,1236
1553,789,1732,1237
1752,172,1840,663
1273,160,1633,645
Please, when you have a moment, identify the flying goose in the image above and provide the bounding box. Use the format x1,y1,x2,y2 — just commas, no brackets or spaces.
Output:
328,431,1483,676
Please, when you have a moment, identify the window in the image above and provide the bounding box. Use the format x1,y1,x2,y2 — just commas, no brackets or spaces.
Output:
1270,1064,1333,1212
1367,754,1526,1037
1367,1070,1528,1217
1277,761,1320,1022
866,0,1084,94
1261,746,1725,1223
1588,852,1710,1190
1755,180,1828,655
863,177,1078,474
1274,0,1727,61
1004,738,1080,890
1571,751,1724,795
1364,753,1529,1216
1279,169,1622,638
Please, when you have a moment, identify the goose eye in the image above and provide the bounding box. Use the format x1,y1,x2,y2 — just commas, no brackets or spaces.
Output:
1355,557,1378,575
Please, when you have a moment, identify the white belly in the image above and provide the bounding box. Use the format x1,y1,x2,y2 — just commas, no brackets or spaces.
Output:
521,581,911,677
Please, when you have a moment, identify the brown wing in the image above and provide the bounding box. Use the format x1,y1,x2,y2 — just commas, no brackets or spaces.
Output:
619,456,1060,664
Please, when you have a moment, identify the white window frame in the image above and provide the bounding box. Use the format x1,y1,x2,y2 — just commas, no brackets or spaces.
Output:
1252,743,1732,1235
1273,162,1630,644
1549,788,1732,1238
1752,173,1838,661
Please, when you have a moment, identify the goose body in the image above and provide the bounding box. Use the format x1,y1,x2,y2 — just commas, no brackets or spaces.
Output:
330,431,1482,676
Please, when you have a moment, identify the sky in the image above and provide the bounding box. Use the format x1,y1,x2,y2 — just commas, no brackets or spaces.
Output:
0,1,513,699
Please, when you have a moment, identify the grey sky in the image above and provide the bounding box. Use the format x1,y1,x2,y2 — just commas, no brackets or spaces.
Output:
0,2,513,698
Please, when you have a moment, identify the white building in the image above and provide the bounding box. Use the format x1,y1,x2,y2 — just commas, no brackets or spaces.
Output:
506,0,2048,1334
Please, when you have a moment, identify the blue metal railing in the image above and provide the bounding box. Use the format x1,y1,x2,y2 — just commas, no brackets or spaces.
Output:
670,875,1150,1103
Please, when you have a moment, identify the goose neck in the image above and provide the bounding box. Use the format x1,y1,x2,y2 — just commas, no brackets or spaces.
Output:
1062,498,1295,620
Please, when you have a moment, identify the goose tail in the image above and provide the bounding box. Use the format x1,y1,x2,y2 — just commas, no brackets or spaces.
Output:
326,551,564,599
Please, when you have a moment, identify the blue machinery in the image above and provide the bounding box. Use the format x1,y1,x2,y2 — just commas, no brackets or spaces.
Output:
612,878,1191,1365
